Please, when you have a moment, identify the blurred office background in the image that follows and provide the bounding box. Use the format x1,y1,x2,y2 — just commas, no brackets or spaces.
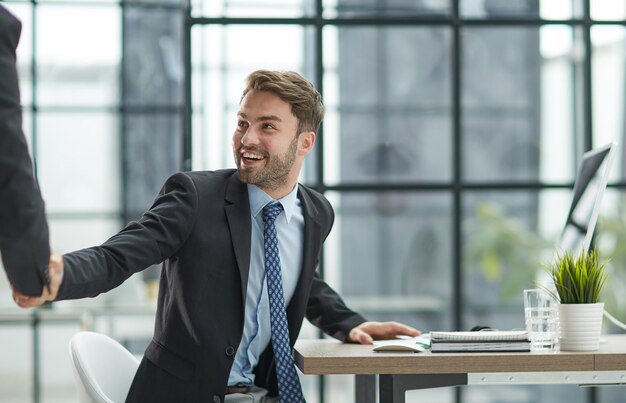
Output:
1,0,626,402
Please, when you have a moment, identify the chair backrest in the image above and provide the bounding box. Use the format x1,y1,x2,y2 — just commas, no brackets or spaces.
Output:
69,331,140,403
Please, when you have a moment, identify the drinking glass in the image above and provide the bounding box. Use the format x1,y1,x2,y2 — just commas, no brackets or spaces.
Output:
523,288,558,350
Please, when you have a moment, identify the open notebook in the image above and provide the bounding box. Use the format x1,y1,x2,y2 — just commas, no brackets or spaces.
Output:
372,334,431,353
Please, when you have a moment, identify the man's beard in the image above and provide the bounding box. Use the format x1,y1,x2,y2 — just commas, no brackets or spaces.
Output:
236,135,298,191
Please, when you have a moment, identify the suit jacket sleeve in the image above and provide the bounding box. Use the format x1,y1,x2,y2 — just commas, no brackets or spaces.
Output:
306,272,367,341
0,5,50,296
302,188,367,340
56,172,199,300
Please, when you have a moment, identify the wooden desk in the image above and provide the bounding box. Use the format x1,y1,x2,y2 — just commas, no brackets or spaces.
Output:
294,335,626,403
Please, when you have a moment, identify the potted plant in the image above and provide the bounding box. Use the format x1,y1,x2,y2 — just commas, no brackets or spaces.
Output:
545,248,608,351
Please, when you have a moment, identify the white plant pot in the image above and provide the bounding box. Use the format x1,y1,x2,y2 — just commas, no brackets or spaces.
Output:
558,302,604,351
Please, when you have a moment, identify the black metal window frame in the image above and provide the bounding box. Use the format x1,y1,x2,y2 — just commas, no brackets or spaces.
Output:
4,0,624,402
186,0,626,327
186,2,625,402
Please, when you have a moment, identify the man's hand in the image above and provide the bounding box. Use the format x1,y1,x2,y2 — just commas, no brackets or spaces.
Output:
12,253,64,308
347,321,421,344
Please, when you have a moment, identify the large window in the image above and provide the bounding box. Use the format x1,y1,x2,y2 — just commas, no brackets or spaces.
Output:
191,1,626,403
1,1,185,402
1,0,626,402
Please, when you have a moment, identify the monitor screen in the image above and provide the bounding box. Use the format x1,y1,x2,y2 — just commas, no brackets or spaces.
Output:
558,142,617,255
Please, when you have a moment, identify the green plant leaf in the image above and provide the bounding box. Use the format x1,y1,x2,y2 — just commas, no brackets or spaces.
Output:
546,248,608,304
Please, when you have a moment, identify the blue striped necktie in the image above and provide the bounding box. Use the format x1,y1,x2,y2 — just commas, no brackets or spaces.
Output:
263,201,305,403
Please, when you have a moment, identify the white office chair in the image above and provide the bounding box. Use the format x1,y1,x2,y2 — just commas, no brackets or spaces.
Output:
69,331,140,403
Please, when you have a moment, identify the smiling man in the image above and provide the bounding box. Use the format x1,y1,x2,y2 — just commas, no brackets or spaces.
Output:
233,88,307,198
14,70,420,403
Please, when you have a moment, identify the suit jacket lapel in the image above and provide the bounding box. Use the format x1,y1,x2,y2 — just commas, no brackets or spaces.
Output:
224,173,252,307
224,177,323,339
287,186,322,339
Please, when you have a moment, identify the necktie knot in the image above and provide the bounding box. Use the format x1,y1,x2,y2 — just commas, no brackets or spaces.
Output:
263,201,283,225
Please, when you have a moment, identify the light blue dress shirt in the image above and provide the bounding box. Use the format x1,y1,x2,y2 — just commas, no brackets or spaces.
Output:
227,184,304,385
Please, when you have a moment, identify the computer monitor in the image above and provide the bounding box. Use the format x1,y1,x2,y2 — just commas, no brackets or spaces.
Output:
557,142,617,255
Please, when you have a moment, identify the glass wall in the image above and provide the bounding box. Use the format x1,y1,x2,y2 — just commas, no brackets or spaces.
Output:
1,0,185,402
1,0,626,402
191,1,626,403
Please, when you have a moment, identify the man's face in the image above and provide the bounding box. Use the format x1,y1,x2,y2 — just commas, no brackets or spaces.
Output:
232,90,306,195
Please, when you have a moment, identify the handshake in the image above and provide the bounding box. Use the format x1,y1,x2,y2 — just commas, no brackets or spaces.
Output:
12,253,64,308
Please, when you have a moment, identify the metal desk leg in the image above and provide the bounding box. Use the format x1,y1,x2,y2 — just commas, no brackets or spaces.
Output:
33,311,40,403
355,375,376,403
379,374,467,403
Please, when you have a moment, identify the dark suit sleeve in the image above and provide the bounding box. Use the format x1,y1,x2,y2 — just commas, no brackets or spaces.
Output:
56,172,199,300
0,5,49,296
303,190,367,340
306,272,367,341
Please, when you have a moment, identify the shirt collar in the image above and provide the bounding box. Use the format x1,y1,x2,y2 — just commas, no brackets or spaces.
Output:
247,184,299,224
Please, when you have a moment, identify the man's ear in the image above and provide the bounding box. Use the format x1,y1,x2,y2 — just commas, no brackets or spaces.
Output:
298,131,316,156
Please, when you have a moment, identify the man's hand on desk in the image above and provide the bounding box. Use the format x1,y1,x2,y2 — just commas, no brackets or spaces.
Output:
347,321,421,344
12,253,63,308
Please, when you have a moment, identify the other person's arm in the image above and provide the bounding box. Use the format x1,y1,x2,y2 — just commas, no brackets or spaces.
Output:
0,5,50,296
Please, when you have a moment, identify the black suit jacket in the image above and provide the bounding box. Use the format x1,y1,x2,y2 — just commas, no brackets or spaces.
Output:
57,170,366,403
0,5,50,296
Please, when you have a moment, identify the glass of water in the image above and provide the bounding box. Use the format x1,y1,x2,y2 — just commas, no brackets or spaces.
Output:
523,289,558,350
